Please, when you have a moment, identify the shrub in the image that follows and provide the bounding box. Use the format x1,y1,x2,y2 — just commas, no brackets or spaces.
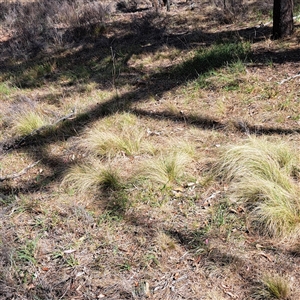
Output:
1,0,107,57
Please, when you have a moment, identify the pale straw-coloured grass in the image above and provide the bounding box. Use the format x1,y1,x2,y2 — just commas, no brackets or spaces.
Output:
62,163,123,194
137,149,193,185
216,136,300,238
13,111,48,136
262,273,291,299
82,112,153,157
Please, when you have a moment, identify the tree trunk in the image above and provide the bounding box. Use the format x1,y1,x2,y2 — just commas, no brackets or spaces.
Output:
273,0,294,39
162,0,170,11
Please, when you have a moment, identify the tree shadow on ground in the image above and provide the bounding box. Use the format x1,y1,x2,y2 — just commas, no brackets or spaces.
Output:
1,4,298,94
0,5,300,195
0,3,279,87
1,4,300,299
166,228,208,251
1,42,300,195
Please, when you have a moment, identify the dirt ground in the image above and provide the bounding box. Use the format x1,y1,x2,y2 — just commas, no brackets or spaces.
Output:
0,0,300,299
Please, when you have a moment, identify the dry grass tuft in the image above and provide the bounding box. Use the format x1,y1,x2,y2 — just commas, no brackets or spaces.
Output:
82,113,154,157
167,138,198,159
1,0,107,57
216,136,300,238
1,1,300,299
137,148,193,186
12,111,49,136
261,273,291,299
62,162,123,195
218,137,299,182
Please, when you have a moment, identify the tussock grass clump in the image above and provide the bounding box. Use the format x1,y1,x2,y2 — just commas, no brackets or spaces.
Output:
255,274,291,300
86,128,144,157
83,113,153,157
0,82,15,96
62,163,123,194
13,111,49,136
167,138,198,159
5,97,51,136
138,149,193,185
218,137,298,181
216,136,300,238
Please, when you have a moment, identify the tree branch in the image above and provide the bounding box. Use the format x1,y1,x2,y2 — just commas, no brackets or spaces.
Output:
278,72,300,85
0,160,41,182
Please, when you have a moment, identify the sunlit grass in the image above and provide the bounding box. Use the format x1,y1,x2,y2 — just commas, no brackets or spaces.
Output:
87,129,145,156
0,82,15,96
13,111,48,135
167,138,198,159
172,41,251,80
62,163,123,194
216,136,300,238
196,59,246,91
262,273,291,299
137,149,193,186
83,113,154,157
218,137,299,182
1,2,300,298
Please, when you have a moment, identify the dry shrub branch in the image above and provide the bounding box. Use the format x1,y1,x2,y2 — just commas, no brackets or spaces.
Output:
0,0,107,58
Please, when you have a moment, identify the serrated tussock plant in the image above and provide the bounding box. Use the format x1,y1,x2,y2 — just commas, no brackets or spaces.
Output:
167,138,198,159
137,149,193,186
13,111,49,136
217,137,298,183
62,163,123,194
82,113,153,157
262,273,291,299
216,136,300,238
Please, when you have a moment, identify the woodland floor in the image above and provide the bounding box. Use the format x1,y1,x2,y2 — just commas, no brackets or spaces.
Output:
0,0,300,299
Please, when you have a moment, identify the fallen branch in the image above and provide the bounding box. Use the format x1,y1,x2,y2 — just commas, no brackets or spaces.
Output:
0,160,40,182
51,108,77,126
278,72,300,85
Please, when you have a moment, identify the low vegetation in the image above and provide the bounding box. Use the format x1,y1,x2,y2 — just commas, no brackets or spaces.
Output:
137,149,193,185
216,137,300,238
62,162,124,193
1,0,300,299
82,113,153,157
256,273,292,300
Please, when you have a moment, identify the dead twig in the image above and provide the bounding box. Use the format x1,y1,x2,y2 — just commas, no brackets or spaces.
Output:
29,107,77,134
0,160,41,182
52,108,77,125
278,72,300,85
258,252,273,262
